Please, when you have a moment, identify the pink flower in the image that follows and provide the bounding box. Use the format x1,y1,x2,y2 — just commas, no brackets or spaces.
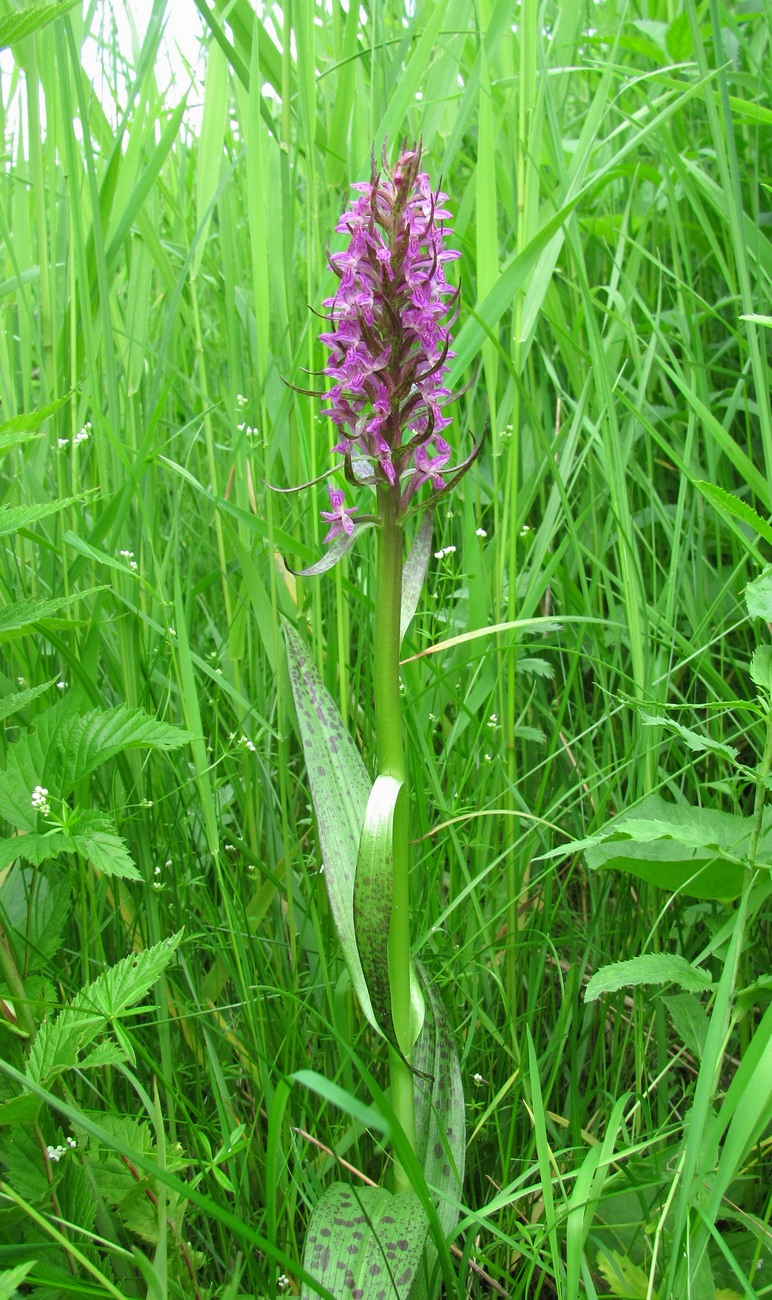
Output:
320,486,359,543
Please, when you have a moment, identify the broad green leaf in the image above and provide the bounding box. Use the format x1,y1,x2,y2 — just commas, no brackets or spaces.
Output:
585,795,761,899
301,1183,429,1300
0,830,73,869
25,1005,104,1086
0,0,80,48
0,1093,41,1126
0,865,71,966
666,11,692,61
750,646,772,694
282,620,377,1031
354,775,411,1058
746,569,772,621
585,954,712,1003
0,725,50,830
401,512,433,643
413,968,465,1241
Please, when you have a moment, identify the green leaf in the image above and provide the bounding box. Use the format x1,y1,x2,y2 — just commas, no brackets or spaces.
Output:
413,968,465,1240
695,481,772,548
0,0,81,48
67,810,140,879
0,589,103,640
0,677,57,722
0,496,85,539
282,620,377,1032
750,646,772,693
301,1183,430,1300
0,1263,34,1300
662,993,709,1061
354,775,413,1059
401,512,433,643
596,1248,650,1298
0,865,71,967
291,521,377,577
55,704,191,789
746,568,772,621
585,795,758,899
666,11,692,61
640,712,738,762
585,954,712,1002
73,930,183,1020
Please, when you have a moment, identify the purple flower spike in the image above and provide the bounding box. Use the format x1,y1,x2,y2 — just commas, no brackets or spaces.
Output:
318,141,463,539
321,485,359,543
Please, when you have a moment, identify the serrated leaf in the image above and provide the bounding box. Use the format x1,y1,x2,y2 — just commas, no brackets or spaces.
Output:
666,11,692,60
585,794,759,899
662,992,709,1060
641,712,738,762
596,1247,650,1298
0,677,57,722
0,1094,41,1126
0,2,81,50
25,1005,104,1086
585,954,711,1002
67,811,140,879
56,704,191,789
401,512,433,643
0,497,84,539
0,831,72,869
78,1040,131,1070
0,1263,34,1299
746,569,772,621
73,930,183,1019
283,620,377,1031
413,968,465,1240
354,775,423,1062
696,480,772,548
751,646,772,693
302,1183,429,1300
0,589,103,639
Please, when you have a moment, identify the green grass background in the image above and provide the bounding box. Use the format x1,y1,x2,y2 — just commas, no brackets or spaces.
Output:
0,0,770,1295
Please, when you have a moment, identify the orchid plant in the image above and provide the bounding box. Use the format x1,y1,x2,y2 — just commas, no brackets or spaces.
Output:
282,144,481,1299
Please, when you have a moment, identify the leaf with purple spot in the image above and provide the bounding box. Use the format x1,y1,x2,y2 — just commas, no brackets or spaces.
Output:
301,1182,429,1300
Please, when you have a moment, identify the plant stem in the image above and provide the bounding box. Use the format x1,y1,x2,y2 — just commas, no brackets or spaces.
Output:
373,485,416,1187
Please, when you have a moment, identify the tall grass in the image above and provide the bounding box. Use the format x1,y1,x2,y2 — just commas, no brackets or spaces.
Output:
0,0,770,1296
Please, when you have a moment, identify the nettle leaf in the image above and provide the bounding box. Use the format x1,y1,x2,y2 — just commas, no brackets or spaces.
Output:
302,1183,429,1300
0,589,103,640
72,930,183,1019
0,679,57,723
585,954,712,1002
400,512,433,644
585,794,762,899
751,646,772,694
26,933,182,1087
0,496,85,539
746,568,772,621
641,711,738,762
67,810,140,879
0,725,51,831
695,480,772,548
283,620,377,1031
413,969,465,1241
0,1264,35,1300
56,703,191,789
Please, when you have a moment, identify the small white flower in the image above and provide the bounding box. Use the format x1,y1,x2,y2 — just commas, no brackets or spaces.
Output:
476,527,487,538
66,1136,77,1149
167,626,176,637
17,676,25,687
472,1072,485,1086
488,713,498,728
32,786,51,816
154,865,162,876
519,523,531,537
129,560,138,571
57,437,69,450
141,798,153,808
119,549,134,559
56,681,67,690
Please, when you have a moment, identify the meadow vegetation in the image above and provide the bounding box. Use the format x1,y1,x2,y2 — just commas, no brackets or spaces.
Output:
0,0,770,1296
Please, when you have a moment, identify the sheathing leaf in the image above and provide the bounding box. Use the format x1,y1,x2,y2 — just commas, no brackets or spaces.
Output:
282,620,377,1030
413,968,465,1240
354,776,407,1058
292,521,376,576
301,1183,429,1300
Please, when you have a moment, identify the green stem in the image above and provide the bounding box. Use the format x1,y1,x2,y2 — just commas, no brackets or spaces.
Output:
373,486,416,1188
